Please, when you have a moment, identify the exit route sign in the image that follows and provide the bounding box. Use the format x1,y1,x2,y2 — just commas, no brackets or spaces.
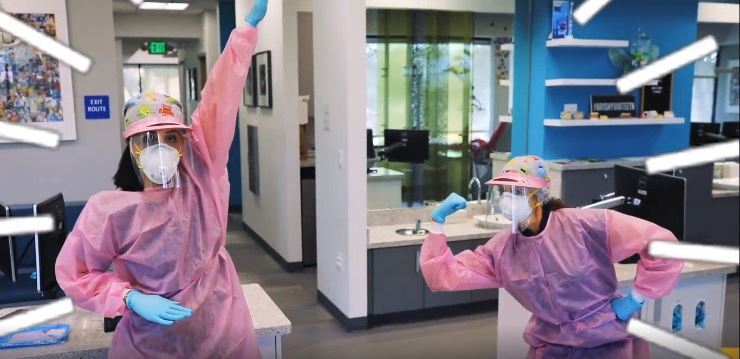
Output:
148,41,166,55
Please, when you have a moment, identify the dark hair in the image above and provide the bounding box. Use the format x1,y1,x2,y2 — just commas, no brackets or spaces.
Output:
113,144,144,192
546,198,567,211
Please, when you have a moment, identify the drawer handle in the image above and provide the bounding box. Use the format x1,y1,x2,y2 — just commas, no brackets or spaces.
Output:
416,250,420,273
603,173,609,180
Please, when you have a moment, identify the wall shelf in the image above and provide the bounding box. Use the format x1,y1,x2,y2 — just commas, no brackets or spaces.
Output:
544,118,685,127
499,79,512,87
546,38,629,48
500,43,514,52
499,115,512,123
545,78,658,87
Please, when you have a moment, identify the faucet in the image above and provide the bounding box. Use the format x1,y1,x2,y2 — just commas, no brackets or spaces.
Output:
468,177,481,203
415,219,422,233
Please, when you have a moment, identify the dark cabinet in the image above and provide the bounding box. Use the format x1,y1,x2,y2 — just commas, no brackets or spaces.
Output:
370,245,425,315
369,238,499,315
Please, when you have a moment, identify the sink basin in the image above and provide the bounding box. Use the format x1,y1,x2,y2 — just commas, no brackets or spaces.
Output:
395,228,430,236
474,214,511,229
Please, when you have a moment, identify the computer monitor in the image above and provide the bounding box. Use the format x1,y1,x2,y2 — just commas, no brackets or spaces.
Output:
614,165,686,241
367,129,376,159
0,202,16,283
383,129,430,163
722,121,739,139
33,193,66,297
690,123,723,146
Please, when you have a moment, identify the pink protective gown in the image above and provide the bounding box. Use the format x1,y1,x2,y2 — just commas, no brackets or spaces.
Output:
54,27,260,359
420,208,684,359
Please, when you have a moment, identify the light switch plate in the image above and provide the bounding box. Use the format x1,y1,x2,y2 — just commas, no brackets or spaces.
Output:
322,104,330,132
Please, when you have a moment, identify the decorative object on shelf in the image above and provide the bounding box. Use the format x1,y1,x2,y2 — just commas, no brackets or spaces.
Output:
243,55,257,107
561,111,574,120
619,113,632,119
551,1,574,39
575,112,585,120
664,111,675,119
642,110,659,119
641,73,672,114
590,112,599,119
494,37,513,81
590,95,636,118
254,50,273,108
564,103,578,113
599,115,609,120
608,28,660,75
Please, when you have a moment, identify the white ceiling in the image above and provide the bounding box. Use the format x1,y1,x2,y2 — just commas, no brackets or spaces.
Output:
113,0,218,15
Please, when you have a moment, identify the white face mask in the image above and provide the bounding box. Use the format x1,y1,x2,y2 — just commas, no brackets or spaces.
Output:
500,192,533,228
138,143,181,185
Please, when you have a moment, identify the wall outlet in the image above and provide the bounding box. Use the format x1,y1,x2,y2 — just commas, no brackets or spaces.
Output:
322,105,330,132
335,251,344,272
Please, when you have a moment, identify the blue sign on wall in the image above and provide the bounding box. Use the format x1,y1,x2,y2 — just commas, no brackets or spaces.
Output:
84,95,110,120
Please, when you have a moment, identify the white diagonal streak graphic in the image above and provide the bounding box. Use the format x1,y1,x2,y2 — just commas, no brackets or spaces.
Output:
573,0,612,25
649,241,739,265
0,121,61,148
0,298,74,337
645,140,739,174
0,215,54,237
627,319,727,359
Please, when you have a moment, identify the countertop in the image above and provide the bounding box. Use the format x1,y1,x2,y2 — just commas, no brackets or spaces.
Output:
615,262,736,284
367,167,405,181
0,284,291,359
368,220,499,249
712,189,740,198
548,157,646,171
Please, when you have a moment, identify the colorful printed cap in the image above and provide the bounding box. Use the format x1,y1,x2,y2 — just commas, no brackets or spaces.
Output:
486,155,551,189
122,91,189,140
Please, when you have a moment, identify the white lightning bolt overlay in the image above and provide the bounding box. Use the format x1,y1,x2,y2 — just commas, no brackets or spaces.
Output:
649,241,740,265
129,0,144,5
617,36,718,94
0,121,61,148
0,298,74,338
0,215,54,237
573,0,613,25
645,140,739,174
0,10,92,73
627,319,728,359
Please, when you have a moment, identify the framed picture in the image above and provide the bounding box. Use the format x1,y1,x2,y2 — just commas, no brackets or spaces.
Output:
0,0,77,142
243,56,257,107
254,51,273,108
188,67,199,102
641,73,673,114
725,59,739,114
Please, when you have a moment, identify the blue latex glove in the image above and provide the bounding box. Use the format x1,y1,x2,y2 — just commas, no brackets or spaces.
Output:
432,193,467,224
245,0,268,27
125,290,192,326
611,291,644,321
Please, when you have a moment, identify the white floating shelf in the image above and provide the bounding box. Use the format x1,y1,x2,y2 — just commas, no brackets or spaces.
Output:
546,38,629,48
499,79,512,86
545,78,658,87
500,43,514,51
544,118,685,127
499,115,512,123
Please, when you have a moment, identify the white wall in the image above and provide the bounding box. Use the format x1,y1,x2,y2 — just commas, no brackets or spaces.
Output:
238,0,303,264
114,13,204,39
202,10,220,74
314,0,368,319
366,0,514,13
0,0,124,205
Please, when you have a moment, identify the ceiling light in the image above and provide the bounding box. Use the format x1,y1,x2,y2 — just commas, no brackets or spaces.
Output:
139,2,189,11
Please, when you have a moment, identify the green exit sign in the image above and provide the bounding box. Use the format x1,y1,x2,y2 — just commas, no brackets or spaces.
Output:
148,41,167,55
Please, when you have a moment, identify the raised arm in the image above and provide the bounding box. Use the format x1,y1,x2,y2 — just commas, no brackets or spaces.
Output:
419,193,502,291
190,0,266,174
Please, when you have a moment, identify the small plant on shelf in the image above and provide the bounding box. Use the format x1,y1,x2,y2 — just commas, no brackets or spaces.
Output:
608,28,660,75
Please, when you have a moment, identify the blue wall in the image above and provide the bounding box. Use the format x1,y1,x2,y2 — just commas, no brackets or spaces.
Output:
514,0,704,159
218,0,242,209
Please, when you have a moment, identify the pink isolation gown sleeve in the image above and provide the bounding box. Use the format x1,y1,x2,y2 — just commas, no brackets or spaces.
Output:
54,196,132,318
190,26,258,177
420,229,503,291
605,210,684,299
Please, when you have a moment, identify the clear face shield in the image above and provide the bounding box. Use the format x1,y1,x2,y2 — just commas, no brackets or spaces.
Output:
128,129,191,189
489,185,541,233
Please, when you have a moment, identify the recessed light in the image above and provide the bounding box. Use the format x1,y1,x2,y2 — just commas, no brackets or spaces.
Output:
139,2,189,11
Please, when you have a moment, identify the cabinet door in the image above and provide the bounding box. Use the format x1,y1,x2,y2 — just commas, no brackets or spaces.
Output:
300,179,316,266
370,246,425,315
466,239,499,302
561,168,614,207
423,241,472,308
